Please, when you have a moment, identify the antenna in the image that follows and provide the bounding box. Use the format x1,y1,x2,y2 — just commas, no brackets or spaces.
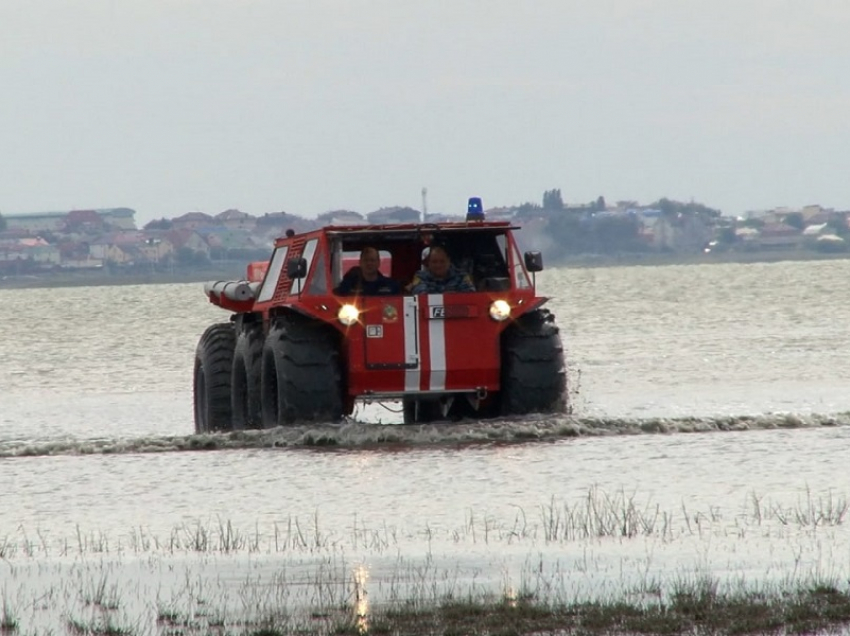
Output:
421,187,427,223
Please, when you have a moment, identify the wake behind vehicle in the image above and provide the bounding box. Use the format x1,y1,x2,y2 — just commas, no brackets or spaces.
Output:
193,199,567,432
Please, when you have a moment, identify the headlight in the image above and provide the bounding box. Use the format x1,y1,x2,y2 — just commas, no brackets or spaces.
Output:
337,304,360,326
489,299,511,321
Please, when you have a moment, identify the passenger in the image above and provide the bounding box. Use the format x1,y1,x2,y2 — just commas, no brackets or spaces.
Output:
334,247,401,296
407,245,475,294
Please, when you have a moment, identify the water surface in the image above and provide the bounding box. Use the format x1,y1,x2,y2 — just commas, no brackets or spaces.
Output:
1,260,849,632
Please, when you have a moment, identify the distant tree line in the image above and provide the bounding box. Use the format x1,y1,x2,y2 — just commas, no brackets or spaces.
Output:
654,197,721,221
547,211,647,253
513,190,725,255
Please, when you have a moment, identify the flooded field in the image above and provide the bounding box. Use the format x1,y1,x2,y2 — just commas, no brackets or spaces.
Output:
1,260,850,633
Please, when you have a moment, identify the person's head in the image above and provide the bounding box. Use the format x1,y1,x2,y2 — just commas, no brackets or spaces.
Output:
359,247,381,280
427,245,451,279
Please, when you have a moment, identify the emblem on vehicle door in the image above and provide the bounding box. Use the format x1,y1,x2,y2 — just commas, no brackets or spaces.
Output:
382,304,398,322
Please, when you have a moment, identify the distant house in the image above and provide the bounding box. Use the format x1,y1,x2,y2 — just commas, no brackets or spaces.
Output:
58,240,103,269
0,228,32,241
735,227,760,246
88,231,148,263
139,235,174,264
801,204,834,225
0,243,27,264
65,209,105,233
198,227,255,249
745,208,790,225
171,212,215,231
21,238,61,265
116,244,148,267
165,229,211,258
0,237,61,267
644,214,713,252
629,209,664,239
255,211,318,236
2,211,67,233
2,208,136,233
102,207,137,230
757,222,802,250
317,210,365,225
88,230,175,266
215,208,256,230
87,241,133,265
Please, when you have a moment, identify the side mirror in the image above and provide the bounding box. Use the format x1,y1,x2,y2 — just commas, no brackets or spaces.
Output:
287,257,307,279
524,251,544,273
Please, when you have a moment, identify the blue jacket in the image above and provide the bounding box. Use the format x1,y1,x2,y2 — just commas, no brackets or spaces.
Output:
408,266,475,294
335,268,401,296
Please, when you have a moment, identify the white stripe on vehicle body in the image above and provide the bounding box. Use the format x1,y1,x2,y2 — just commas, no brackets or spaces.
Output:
404,296,421,391
428,294,446,391
256,246,289,303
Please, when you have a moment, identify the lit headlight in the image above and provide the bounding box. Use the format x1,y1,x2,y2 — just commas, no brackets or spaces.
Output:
489,299,511,321
337,304,360,326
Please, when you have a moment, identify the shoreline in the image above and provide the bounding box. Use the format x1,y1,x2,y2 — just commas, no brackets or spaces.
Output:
550,247,850,269
1,249,847,290
0,268,244,290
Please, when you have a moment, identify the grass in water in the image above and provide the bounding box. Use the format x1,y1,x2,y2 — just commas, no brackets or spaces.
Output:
316,582,850,636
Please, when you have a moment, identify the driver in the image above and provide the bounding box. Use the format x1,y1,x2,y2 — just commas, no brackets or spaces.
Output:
334,247,400,296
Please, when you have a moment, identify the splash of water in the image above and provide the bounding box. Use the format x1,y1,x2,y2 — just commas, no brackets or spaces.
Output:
1,412,847,458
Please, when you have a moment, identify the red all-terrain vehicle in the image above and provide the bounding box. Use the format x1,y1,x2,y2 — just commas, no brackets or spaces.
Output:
193,200,567,431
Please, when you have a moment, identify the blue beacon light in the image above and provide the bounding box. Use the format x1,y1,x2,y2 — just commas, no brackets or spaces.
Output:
466,197,484,221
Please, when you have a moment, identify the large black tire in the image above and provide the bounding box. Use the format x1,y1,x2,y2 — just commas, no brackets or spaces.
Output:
402,397,442,424
500,309,567,415
193,322,236,433
231,324,264,430
261,315,343,426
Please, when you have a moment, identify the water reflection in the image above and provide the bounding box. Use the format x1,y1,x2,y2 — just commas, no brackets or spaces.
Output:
353,563,369,634
504,585,518,608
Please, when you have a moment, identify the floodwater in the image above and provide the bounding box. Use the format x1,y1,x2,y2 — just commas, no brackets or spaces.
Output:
1,260,850,633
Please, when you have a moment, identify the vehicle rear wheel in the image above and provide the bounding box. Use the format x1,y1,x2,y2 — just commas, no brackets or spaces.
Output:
231,324,264,430
500,309,567,415
261,315,343,426
193,322,236,433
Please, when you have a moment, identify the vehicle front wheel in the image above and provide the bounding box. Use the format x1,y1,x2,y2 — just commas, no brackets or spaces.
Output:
261,315,343,426
193,322,236,433
500,309,567,416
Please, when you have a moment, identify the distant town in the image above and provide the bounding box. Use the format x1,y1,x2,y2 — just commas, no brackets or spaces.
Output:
1,191,848,284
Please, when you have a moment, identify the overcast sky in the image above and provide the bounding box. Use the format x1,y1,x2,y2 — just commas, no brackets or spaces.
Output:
2,1,849,225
